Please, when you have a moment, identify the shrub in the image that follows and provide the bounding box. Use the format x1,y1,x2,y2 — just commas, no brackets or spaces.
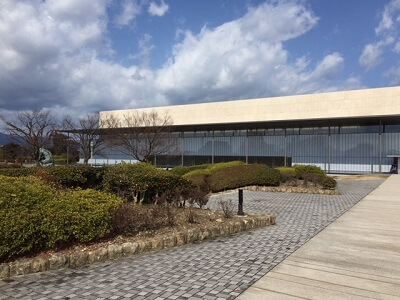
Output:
321,176,337,189
110,203,167,235
103,162,191,204
210,164,280,192
36,165,107,189
276,167,297,182
0,163,22,169
219,199,234,218
0,167,37,177
185,163,280,192
0,175,123,261
169,166,191,176
293,164,326,178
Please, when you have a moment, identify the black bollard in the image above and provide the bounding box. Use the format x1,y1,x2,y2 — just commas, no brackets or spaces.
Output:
238,189,245,216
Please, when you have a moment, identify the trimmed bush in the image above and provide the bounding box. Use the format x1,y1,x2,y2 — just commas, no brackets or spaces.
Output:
293,164,326,178
0,175,123,261
36,165,107,189
103,162,191,203
321,176,337,189
276,167,297,182
169,164,210,176
110,204,169,235
185,163,280,192
0,167,37,177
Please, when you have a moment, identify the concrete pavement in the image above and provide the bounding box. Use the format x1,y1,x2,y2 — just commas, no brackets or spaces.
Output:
238,175,400,299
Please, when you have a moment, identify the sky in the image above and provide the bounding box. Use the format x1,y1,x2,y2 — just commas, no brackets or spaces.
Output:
0,0,400,120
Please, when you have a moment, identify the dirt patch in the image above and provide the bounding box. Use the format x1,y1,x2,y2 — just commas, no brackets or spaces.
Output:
332,174,389,181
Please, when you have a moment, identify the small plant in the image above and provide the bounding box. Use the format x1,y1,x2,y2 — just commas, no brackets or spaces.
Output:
321,176,337,189
301,173,322,187
219,199,234,219
186,208,197,224
166,204,176,227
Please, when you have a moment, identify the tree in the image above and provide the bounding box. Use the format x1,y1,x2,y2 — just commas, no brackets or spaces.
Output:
0,110,57,164
2,143,23,161
106,110,178,163
62,113,109,165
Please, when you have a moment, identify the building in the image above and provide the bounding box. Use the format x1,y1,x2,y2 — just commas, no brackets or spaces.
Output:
94,86,400,173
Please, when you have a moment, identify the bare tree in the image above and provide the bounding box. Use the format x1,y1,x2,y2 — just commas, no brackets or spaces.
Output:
0,110,57,164
62,113,109,165
106,110,178,163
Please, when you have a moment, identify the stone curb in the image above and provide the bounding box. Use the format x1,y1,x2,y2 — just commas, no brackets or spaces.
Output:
243,185,339,195
0,215,275,279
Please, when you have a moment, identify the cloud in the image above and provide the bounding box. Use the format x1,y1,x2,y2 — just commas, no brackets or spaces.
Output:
148,0,169,17
0,0,350,120
155,1,346,103
384,66,400,85
375,0,400,34
115,0,141,26
360,0,400,70
359,42,384,70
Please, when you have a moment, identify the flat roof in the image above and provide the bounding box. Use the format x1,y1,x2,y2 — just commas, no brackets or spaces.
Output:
100,86,400,127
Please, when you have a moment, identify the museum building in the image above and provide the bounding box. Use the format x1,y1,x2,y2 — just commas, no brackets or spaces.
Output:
93,86,400,174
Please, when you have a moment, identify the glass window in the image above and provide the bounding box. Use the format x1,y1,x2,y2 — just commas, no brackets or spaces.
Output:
286,128,299,135
274,128,285,136
384,124,400,133
358,125,379,133
300,127,313,135
314,127,329,134
340,126,358,134
183,131,195,137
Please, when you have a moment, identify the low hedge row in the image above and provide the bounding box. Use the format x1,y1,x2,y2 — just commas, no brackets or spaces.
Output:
275,165,337,189
0,175,123,261
103,163,191,204
184,163,280,192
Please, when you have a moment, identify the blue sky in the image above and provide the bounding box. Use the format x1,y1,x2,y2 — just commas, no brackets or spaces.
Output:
0,0,399,118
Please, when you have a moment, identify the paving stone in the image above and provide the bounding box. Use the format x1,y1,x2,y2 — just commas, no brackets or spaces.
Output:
0,180,383,299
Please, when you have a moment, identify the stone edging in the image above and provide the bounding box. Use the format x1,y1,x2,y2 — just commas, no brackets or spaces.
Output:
0,214,275,279
243,185,339,195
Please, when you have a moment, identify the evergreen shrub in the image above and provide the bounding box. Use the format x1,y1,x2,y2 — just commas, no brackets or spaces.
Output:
0,175,123,261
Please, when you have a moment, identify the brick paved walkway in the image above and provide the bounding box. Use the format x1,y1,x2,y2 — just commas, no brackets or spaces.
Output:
0,179,383,300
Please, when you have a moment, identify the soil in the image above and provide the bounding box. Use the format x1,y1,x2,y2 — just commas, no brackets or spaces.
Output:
332,174,389,180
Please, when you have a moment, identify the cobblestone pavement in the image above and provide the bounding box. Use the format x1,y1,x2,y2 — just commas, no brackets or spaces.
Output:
0,179,383,300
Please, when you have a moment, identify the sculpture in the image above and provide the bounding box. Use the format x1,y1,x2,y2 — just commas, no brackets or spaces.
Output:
39,148,54,166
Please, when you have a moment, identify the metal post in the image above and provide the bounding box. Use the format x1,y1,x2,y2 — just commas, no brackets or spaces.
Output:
284,130,287,167
238,189,245,216
66,132,69,165
212,132,215,164
379,120,382,173
245,136,248,164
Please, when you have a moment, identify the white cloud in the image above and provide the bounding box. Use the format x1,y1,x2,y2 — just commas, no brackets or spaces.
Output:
148,0,169,17
375,0,400,34
360,0,400,70
155,2,346,103
115,0,141,26
0,0,350,119
359,42,384,70
384,66,400,85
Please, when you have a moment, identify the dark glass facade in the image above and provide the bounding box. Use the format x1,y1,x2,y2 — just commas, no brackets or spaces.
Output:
91,118,400,174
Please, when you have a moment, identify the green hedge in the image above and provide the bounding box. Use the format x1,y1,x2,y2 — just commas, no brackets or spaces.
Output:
184,163,280,192
275,167,297,182
103,163,191,203
321,176,337,189
36,165,107,189
293,164,326,178
0,167,37,177
0,176,123,261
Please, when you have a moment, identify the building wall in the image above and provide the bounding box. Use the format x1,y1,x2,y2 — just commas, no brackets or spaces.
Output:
100,86,400,127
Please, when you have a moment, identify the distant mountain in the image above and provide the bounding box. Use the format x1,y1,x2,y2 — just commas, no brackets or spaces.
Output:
0,132,11,145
